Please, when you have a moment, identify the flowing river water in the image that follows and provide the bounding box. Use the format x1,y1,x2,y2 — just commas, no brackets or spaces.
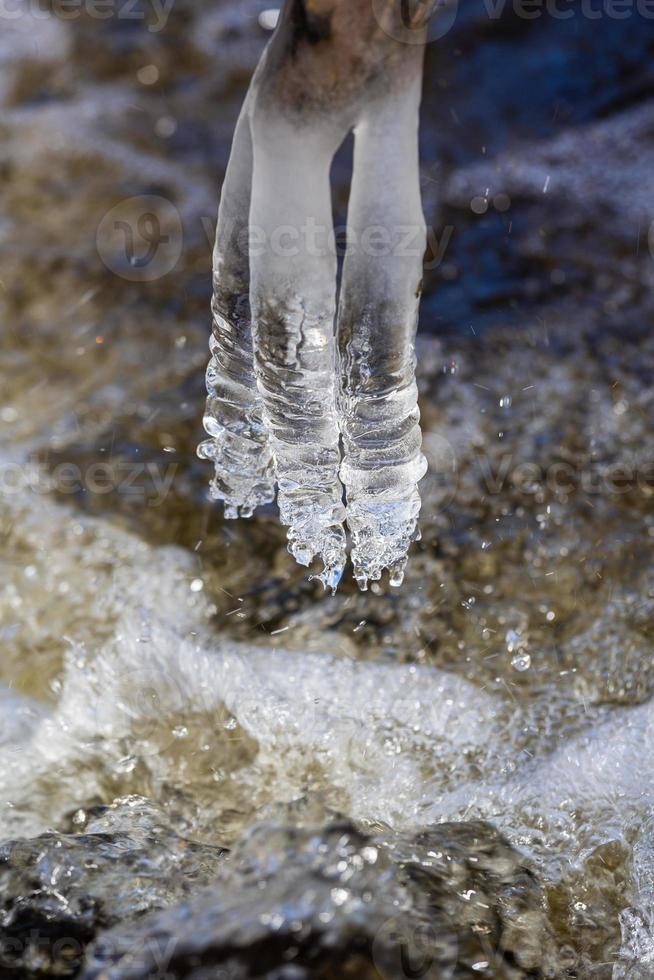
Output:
1,1,653,977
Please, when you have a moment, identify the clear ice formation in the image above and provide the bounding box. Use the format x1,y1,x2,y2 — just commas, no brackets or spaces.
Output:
199,42,428,592
337,81,428,591
197,114,275,520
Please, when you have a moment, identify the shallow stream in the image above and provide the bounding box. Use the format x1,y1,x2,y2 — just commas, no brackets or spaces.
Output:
1,1,653,976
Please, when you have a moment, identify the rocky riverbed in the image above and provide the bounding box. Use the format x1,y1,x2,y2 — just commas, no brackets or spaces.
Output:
1,1,653,976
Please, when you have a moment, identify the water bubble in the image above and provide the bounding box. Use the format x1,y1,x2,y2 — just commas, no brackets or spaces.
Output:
155,116,177,138
136,64,159,86
505,629,521,653
511,653,531,672
493,192,511,212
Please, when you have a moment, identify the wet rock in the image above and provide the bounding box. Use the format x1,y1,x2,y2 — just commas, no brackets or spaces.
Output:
82,818,559,979
1,0,653,975
547,838,631,977
0,797,227,979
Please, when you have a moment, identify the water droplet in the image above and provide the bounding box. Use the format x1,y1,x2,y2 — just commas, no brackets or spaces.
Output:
331,888,349,906
115,755,137,774
137,64,159,86
155,116,177,138
258,8,280,30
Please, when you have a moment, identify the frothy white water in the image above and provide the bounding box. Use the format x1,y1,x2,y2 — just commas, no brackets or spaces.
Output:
0,0,70,106
1,458,653,970
0,687,45,754
0,474,502,837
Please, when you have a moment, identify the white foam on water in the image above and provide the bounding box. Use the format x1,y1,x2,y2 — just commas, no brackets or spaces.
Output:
0,0,70,68
0,455,502,838
1,459,653,968
0,686,46,752
1,591,504,836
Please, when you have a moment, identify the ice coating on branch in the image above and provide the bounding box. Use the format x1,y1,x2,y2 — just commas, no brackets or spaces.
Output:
248,114,347,591
337,78,428,590
197,276,275,519
198,62,427,589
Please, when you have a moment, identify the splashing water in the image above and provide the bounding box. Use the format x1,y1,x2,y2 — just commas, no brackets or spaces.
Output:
2,1,654,973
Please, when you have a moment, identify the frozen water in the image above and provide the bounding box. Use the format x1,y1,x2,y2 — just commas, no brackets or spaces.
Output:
198,66,428,591
336,80,428,590
2,6,654,972
198,111,276,520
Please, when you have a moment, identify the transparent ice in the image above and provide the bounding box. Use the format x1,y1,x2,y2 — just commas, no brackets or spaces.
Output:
199,76,427,591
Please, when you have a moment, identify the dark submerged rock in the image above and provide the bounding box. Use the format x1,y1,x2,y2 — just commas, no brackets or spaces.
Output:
0,798,227,978
81,818,557,979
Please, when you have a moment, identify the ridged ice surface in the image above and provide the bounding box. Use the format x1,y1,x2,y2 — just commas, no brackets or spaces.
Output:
201,276,424,589
251,293,347,592
2,4,654,975
198,290,275,518
339,373,427,589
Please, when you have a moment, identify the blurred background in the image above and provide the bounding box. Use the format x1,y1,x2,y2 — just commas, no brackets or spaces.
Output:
1,0,653,718
4,0,654,336
1,4,654,975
